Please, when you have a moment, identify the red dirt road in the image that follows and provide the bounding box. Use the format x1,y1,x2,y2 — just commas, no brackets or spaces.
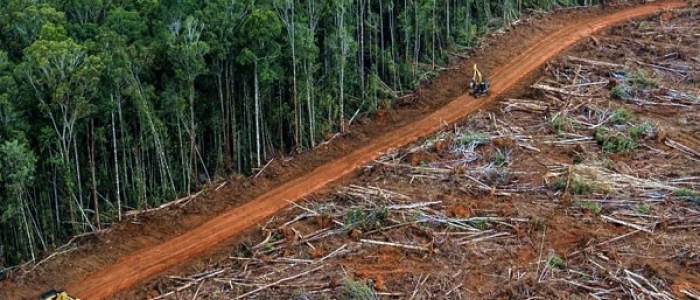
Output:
65,2,685,299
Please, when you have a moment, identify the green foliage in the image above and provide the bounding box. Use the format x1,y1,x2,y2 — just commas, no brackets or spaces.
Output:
551,113,572,133
343,205,389,231
628,122,653,140
674,189,700,204
609,85,629,99
627,69,658,89
595,127,637,153
571,178,594,195
609,108,635,125
553,178,568,191
456,132,490,147
491,149,507,166
594,111,654,154
339,279,379,300
471,218,489,230
578,200,602,215
635,203,651,214
552,176,595,195
548,255,566,269
675,188,698,197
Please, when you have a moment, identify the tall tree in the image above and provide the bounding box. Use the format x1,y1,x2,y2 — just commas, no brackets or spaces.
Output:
237,6,282,167
167,15,210,191
17,23,104,232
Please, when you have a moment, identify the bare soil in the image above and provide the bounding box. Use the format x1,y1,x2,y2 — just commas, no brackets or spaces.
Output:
0,2,693,300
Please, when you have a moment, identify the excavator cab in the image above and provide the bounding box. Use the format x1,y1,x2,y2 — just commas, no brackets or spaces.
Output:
39,289,80,300
469,64,490,98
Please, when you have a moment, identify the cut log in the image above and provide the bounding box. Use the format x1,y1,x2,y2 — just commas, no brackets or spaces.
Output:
530,83,587,97
566,55,624,68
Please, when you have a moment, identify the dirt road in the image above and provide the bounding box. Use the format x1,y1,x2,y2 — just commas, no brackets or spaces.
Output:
60,2,684,299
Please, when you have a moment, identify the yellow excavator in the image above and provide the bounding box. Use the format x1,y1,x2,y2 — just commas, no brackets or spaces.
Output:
469,64,490,98
39,289,80,300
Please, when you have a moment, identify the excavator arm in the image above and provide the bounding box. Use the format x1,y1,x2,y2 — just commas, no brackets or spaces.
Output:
472,64,483,84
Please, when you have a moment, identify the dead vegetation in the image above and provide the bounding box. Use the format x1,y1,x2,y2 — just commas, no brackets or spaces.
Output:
146,8,700,300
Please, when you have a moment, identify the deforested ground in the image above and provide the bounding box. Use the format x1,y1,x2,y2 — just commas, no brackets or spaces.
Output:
136,7,700,300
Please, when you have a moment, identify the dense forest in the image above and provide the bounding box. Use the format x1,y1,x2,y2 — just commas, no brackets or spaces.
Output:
0,0,600,267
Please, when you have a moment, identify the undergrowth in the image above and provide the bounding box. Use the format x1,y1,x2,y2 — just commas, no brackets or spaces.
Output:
344,205,389,231
338,279,379,300
594,110,654,153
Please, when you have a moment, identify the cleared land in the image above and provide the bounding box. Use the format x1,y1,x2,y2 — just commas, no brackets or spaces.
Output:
139,5,700,300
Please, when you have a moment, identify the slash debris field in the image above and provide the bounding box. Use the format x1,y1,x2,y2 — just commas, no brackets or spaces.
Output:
135,7,700,300
140,7,700,300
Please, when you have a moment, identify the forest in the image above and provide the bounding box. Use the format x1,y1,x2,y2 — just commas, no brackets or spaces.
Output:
0,0,598,267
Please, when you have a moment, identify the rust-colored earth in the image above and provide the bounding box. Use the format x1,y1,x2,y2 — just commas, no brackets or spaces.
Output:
0,2,688,300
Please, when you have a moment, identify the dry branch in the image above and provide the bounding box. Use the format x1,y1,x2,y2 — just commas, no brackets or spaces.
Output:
531,83,588,97
253,158,275,179
124,190,204,217
234,265,324,299
567,55,624,68
600,215,653,233
636,60,688,75
360,239,433,252
665,138,700,158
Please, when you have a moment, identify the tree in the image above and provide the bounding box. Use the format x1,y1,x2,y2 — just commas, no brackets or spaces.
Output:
273,0,300,150
0,139,38,264
17,23,104,232
167,15,210,191
0,2,65,55
237,6,282,167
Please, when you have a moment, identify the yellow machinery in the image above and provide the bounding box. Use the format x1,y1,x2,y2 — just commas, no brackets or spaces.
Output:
39,289,80,300
469,64,490,97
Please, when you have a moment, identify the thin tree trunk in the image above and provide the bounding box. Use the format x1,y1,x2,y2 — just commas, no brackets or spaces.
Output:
359,0,366,99
338,6,346,132
72,135,82,231
190,79,198,191
254,61,261,167
217,60,230,170
111,108,121,221
432,0,436,69
291,5,299,151
89,118,100,229
305,60,314,147
20,194,35,262
447,0,450,40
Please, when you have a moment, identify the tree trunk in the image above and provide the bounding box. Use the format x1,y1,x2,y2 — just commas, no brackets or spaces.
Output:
338,6,346,132
111,108,121,221
89,118,100,229
254,61,261,167
217,60,230,170
190,79,198,191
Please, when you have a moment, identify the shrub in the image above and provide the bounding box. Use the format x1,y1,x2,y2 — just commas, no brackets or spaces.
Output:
610,108,635,125
339,279,379,300
578,200,602,215
457,131,489,147
343,205,389,231
595,127,637,153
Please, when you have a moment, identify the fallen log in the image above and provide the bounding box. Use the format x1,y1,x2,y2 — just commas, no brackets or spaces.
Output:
566,55,624,68
531,83,588,97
